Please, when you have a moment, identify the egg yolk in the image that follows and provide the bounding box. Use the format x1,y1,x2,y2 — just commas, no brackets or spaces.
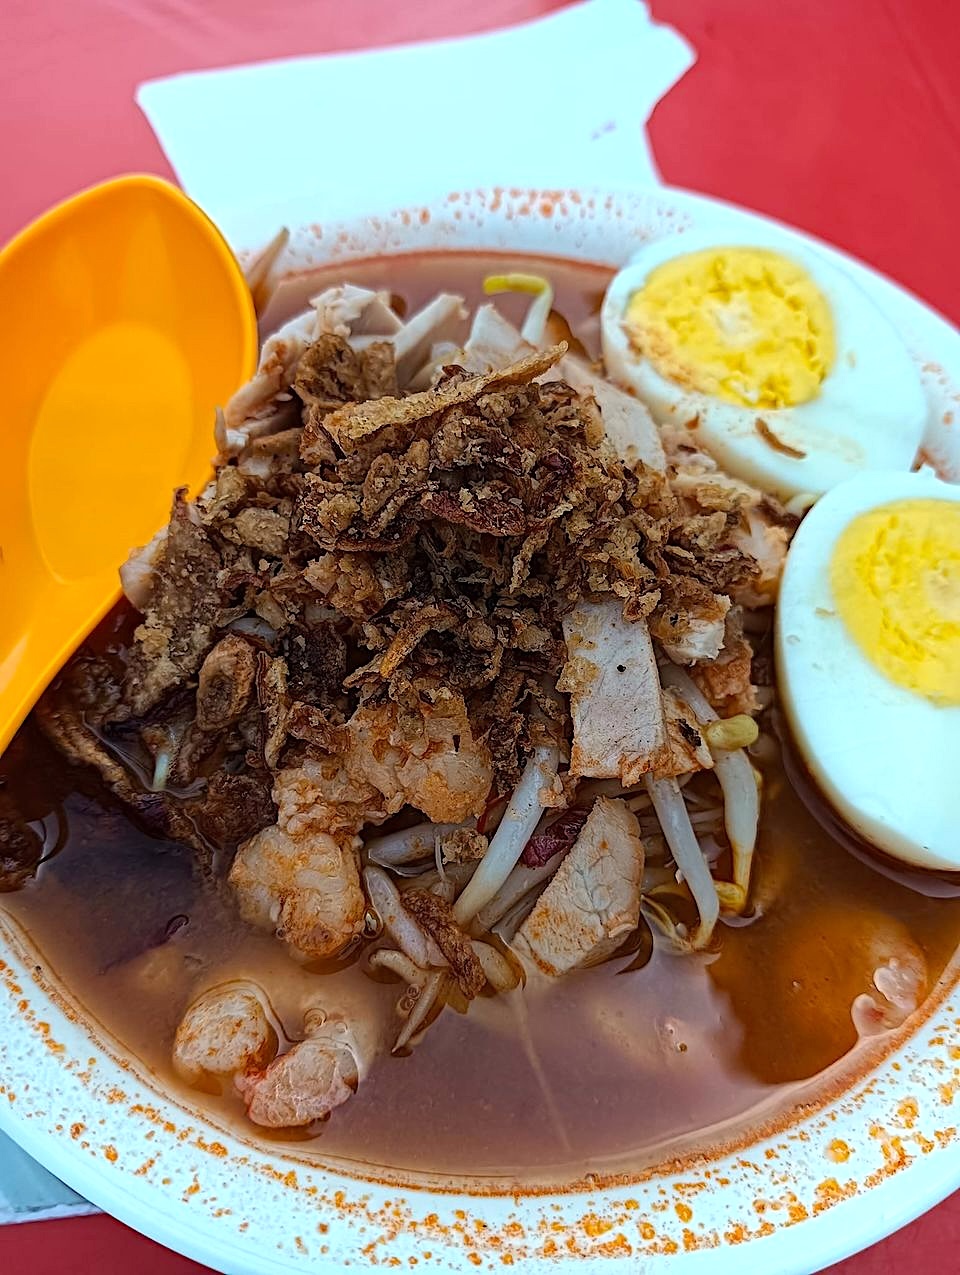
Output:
624,247,836,409
830,498,960,706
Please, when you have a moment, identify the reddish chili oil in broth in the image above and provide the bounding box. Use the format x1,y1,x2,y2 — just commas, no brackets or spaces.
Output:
2,251,960,1183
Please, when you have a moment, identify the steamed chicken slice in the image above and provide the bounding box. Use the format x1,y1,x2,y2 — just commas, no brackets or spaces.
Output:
514,797,644,976
559,599,668,785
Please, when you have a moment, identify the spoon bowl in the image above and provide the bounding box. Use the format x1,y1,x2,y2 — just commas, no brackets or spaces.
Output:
0,174,257,753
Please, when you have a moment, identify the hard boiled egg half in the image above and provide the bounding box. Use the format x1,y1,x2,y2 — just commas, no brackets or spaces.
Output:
602,229,927,500
776,469,960,870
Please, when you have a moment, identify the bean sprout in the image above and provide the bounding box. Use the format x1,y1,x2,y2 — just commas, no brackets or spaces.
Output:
453,745,560,925
363,867,446,968
644,774,720,950
659,662,760,914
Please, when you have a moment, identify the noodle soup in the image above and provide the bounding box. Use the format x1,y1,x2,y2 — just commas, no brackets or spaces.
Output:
2,252,958,1182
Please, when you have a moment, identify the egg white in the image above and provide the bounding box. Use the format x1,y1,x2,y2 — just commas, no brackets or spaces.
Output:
602,228,928,501
776,469,960,871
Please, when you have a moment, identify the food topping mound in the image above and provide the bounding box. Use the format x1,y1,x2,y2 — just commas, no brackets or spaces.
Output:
35,281,790,1129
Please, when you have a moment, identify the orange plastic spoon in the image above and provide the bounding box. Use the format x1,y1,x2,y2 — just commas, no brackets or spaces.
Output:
0,175,258,754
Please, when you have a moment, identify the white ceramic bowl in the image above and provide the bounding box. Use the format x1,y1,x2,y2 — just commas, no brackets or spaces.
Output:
2,186,959,1274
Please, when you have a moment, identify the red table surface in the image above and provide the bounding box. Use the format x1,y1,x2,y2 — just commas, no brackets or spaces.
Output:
3,1,960,1270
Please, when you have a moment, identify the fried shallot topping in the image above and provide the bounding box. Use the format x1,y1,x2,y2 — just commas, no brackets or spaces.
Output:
40,293,763,912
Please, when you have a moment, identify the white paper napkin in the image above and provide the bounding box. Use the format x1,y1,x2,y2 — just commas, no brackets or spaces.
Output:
137,0,694,250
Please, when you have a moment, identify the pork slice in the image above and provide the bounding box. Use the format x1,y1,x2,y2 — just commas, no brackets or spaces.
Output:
514,797,644,976
460,305,532,372
349,294,467,387
390,293,467,386
311,284,403,339
221,309,316,446
221,285,404,458
457,313,667,475
558,356,666,474
558,599,668,785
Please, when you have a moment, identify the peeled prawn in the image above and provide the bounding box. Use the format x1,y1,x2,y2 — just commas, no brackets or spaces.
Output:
236,1009,356,1128
172,981,277,1084
229,758,378,961
231,687,492,960
348,691,492,826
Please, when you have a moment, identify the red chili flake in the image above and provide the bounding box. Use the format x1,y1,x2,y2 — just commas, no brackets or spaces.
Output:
477,791,507,836
522,807,589,867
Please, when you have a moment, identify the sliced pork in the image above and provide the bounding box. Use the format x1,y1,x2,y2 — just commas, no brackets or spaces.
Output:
558,355,666,474
220,284,405,457
559,599,668,785
459,303,531,372
514,797,644,976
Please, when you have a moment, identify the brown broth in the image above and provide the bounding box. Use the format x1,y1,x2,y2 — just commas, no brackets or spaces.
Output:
2,252,960,1183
